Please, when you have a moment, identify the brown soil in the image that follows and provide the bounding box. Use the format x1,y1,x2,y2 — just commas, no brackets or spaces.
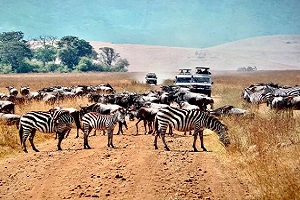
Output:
0,120,251,200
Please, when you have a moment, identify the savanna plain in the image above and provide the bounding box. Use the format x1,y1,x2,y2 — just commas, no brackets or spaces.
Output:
0,70,299,200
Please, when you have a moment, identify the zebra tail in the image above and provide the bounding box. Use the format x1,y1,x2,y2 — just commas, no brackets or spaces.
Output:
19,125,23,145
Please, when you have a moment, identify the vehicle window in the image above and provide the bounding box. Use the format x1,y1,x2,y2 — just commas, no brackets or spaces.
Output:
176,77,191,83
192,77,210,83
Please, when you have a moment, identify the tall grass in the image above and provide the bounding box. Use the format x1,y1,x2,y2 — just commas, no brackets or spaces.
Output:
216,70,300,199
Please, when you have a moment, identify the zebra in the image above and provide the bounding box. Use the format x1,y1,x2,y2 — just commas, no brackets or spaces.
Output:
19,110,73,153
242,88,270,104
82,108,126,149
264,84,300,97
154,106,230,152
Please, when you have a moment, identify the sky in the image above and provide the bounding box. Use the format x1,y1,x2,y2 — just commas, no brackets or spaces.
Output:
1,0,300,48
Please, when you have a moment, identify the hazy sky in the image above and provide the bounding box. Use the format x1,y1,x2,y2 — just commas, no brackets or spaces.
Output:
1,0,300,48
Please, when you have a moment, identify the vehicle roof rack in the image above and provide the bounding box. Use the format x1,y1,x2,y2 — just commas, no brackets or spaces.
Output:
195,66,210,70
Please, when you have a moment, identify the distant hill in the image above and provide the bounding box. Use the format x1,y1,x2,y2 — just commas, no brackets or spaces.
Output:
89,35,300,72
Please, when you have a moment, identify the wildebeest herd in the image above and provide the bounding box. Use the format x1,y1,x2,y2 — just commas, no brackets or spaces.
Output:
1,81,299,153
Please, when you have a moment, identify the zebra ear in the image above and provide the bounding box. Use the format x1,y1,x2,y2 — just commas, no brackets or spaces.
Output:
49,108,56,114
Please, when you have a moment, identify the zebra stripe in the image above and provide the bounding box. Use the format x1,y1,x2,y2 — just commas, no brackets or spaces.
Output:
242,88,271,104
82,109,126,149
154,106,229,151
19,110,73,153
265,85,300,97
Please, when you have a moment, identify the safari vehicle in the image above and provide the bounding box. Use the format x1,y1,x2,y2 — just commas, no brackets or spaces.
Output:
190,66,213,96
174,68,192,87
145,73,157,85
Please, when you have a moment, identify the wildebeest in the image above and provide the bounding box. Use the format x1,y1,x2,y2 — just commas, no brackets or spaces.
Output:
6,86,18,96
0,113,20,128
0,100,15,114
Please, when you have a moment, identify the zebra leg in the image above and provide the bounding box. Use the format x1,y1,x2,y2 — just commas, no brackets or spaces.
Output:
192,131,198,152
161,132,170,151
117,121,122,135
199,129,207,152
83,126,92,149
19,125,28,153
65,129,71,138
28,130,39,152
57,131,66,151
168,125,173,136
154,132,159,149
75,127,80,138
107,129,114,148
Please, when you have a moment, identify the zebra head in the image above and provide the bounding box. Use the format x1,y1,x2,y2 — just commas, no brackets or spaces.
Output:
242,88,251,102
50,110,73,132
218,125,230,146
207,115,230,146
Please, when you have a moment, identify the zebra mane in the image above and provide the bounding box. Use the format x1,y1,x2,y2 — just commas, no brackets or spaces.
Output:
49,109,70,121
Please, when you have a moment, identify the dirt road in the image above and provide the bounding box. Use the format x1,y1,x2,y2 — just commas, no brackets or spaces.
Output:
0,121,250,200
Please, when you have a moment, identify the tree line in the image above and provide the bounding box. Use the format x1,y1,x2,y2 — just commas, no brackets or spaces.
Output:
0,31,129,74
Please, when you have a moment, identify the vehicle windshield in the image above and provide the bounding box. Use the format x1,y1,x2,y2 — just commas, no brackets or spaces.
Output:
192,77,211,83
146,74,157,78
176,77,191,83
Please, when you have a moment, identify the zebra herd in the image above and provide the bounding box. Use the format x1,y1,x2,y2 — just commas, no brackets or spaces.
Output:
0,84,235,153
242,83,300,110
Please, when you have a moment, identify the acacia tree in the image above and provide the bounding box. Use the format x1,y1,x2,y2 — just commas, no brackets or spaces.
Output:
99,47,120,66
0,31,33,73
98,47,129,71
31,35,57,47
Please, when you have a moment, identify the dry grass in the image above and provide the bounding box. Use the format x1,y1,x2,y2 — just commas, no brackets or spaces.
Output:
0,70,299,199
214,70,300,199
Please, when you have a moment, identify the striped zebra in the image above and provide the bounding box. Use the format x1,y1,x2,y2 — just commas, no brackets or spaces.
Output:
264,84,300,97
154,106,230,152
82,108,126,149
242,88,271,104
19,110,73,153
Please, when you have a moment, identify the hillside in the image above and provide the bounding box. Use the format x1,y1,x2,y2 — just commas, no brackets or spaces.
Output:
89,35,300,72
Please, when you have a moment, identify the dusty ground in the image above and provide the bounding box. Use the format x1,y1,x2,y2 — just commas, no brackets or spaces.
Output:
0,119,251,200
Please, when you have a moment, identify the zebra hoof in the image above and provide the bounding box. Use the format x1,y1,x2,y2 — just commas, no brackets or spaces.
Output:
193,148,199,152
154,145,158,150
34,148,40,152
164,146,170,151
23,149,28,153
202,148,208,152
